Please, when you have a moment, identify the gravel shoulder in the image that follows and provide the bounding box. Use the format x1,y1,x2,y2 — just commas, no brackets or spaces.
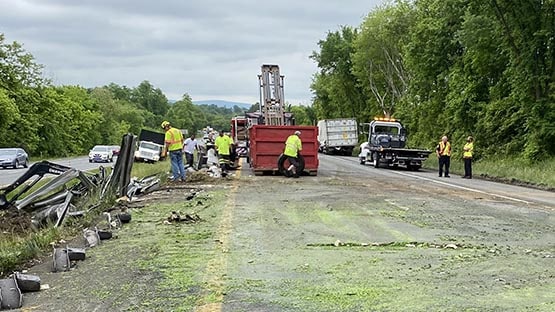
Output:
16,156,555,311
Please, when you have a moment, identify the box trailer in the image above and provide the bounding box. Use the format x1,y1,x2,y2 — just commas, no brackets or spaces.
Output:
317,118,358,155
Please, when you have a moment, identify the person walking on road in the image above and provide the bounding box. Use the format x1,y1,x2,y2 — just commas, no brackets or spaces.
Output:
283,130,303,178
462,136,474,179
183,134,198,169
162,121,186,182
436,135,452,177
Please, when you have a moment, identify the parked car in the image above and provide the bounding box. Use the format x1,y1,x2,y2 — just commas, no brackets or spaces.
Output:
88,145,114,163
0,148,29,169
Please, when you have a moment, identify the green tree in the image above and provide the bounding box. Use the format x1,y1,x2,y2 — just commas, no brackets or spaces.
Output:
131,80,169,128
310,26,367,123
0,34,47,152
353,1,414,117
166,94,208,134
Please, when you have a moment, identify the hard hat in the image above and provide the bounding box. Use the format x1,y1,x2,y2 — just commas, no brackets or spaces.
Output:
294,130,301,136
161,121,170,128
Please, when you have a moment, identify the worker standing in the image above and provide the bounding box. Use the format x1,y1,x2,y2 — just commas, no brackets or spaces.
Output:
162,121,186,182
284,130,303,178
462,136,474,179
183,134,198,169
436,135,451,178
215,130,233,172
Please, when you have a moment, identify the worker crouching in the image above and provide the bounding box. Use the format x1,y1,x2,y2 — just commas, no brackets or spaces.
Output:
283,130,302,178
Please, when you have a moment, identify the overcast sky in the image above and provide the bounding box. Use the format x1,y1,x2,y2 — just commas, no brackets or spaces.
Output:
1,0,384,104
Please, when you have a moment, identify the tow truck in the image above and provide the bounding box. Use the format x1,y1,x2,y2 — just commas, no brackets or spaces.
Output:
358,117,431,170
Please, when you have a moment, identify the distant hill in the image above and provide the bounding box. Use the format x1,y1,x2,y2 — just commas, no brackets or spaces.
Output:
193,100,252,109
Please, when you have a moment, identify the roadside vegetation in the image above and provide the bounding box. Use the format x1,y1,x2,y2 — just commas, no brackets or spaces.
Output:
424,156,555,189
311,0,555,165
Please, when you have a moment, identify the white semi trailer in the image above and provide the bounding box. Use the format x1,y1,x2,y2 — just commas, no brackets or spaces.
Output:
317,118,358,156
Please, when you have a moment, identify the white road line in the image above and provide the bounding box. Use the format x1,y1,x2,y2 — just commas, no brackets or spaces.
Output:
391,170,532,205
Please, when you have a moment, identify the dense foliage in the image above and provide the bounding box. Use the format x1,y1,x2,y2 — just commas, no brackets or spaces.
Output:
311,0,555,160
0,33,251,157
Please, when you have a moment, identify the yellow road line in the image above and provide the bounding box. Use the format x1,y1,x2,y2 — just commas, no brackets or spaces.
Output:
195,159,243,312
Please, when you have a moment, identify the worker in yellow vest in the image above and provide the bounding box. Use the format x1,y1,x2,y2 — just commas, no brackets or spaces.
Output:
215,130,234,172
436,135,451,177
462,136,474,179
162,121,186,182
284,130,303,178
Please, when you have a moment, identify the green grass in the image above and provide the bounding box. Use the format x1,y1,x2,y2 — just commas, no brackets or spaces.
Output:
0,226,67,275
131,159,171,180
424,156,555,188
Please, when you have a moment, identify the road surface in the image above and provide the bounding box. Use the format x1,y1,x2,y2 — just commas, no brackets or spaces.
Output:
20,154,555,311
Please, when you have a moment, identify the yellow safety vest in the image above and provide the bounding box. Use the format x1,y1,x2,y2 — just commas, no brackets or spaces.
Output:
284,135,302,157
438,141,451,156
215,135,233,156
165,127,184,151
463,142,473,158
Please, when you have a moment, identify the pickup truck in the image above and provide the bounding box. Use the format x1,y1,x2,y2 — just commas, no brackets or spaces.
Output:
358,118,431,170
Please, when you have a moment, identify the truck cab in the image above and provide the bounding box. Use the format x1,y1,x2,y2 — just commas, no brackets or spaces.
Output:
135,141,164,163
369,120,407,149
359,117,430,170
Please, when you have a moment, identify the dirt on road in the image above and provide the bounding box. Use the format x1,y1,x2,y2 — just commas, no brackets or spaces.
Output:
14,156,555,311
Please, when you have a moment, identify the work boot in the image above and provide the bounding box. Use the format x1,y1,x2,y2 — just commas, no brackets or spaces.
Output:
285,169,292,177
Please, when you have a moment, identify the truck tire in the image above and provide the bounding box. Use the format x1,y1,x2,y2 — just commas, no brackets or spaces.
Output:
359,157,365,165
408,165,421,171
277,153,305,176
373,153,380,168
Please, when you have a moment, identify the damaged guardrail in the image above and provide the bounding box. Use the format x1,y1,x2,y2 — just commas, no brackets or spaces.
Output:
0,134,138,229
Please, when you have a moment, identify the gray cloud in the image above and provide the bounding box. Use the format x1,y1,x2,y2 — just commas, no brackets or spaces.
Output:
1,0,383,104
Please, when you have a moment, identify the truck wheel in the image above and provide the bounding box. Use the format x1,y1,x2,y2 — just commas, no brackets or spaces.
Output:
408,165,421,171
373,153,380,168
359,157,365,165
277,153,305,176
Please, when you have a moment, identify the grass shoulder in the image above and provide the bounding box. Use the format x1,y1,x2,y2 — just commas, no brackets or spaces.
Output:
423,156,555,189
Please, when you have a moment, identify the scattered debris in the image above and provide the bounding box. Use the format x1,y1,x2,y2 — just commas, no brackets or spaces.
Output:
126,175,161,201
0,275,22,309
96,228,112,240
83,229,100,247
65,248,86,261
118,212,132,224
51,247,70,273
307,241,470,249
14,272,41,292
165,211,201,224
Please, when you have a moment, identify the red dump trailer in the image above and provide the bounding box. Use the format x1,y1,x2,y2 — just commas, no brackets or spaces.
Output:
248,125,319,176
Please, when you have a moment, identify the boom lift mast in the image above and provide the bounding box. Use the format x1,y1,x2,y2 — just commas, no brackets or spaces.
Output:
258,64,285,126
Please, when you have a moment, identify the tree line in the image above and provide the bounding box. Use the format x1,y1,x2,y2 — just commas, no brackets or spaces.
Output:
310,0,555,160
0,33,247,157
